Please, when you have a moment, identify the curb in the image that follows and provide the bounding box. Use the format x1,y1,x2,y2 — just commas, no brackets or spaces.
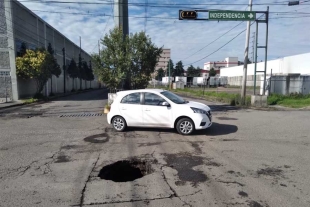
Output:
0,88,107,111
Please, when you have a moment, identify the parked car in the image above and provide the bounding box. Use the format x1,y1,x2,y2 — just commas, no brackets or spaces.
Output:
107,89,212,135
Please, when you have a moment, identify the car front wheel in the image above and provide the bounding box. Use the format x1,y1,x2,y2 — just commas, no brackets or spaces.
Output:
176,118,194,135
112,116,127,132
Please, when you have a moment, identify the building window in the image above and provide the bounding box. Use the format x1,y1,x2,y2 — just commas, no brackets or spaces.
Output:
0,71,10,76
15,39,37,57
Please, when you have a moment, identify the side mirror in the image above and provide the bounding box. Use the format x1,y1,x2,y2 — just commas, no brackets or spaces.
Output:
161,101,170,107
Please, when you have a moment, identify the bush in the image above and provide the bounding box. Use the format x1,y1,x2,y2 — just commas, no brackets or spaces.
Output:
268,94,284,105
49,92,55,97
33,93,45,100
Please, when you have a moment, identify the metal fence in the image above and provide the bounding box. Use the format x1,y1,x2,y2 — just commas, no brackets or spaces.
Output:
0,75,12,103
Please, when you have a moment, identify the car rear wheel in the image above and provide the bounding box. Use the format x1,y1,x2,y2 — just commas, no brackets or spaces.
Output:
112,116,127,132
176,118,194,135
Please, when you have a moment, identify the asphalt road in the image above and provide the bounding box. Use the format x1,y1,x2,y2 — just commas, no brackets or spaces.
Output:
0,89,309,207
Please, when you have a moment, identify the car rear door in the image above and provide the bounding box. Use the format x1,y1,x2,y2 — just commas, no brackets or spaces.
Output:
119,92,143,126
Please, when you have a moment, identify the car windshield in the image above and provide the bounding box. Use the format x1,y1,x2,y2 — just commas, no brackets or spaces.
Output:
160,91,186,104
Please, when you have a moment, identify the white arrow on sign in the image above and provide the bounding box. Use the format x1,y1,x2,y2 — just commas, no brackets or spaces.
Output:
248,13,254,19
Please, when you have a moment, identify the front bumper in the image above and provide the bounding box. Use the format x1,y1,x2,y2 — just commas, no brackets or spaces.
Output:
192,111,212,130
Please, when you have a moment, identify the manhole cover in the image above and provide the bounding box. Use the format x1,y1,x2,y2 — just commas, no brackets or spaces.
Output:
217,117,238,120
59,113,103,118
98,159,153,182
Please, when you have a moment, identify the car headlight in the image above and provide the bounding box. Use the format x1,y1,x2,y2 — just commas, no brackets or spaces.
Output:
191,107,207,114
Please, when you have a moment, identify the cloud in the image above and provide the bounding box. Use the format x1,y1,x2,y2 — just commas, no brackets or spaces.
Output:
17,0,310,68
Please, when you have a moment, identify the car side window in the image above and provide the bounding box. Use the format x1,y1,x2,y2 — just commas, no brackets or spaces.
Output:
121,93,141,104
144,92,166,106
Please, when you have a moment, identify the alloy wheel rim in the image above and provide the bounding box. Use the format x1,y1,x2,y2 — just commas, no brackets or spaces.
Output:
113,118,124,130
180,121,193,134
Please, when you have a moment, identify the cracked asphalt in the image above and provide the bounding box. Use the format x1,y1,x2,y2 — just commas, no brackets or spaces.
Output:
0,89,310,207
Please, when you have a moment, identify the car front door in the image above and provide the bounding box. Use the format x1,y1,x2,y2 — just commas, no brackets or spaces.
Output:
119,92,143,126
142,92,172,127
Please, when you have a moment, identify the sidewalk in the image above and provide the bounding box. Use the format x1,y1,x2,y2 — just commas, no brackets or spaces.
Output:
0,101,25,109
0,88,105,111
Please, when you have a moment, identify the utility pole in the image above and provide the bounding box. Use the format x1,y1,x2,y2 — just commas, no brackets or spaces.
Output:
62,47,66,93
98,40,100,57
168,60,171,90
251,32,255,63
89,60,92,89
241,0,253,105
79,36,82,90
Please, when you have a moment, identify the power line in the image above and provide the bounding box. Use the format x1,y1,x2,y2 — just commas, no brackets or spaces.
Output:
11,0,310,6
182,22,244,61
182,5,249,61
90,0,113,53
144,0,148,32
0,7,88,59
184,15,265,66
9,8,310,20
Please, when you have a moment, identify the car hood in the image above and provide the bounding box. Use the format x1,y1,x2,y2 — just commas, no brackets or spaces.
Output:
185,101,211,111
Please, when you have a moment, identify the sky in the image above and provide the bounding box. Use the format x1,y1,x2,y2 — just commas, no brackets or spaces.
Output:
15,0,310,68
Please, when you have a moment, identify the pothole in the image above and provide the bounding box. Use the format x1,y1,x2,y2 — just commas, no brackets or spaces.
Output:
84,133,109,143
164,153,208,186
257,167,283,177
98,159,153,182
55,155,70,163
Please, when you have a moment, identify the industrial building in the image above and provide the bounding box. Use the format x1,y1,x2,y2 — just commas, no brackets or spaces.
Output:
0,0,99,102
155,48,171,72
203,57,240,71
220,52,310,87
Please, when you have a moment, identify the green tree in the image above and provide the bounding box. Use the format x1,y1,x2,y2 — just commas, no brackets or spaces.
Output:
174,61,185,77
78,54,83,90
82,61,89,89
67,58,78,91
186,65,201,77
196,66,201,77
92,27,162,90
47,43,61,95
92,28,129,90
155,68,165,81
209,67,217,77
86,61,95,88
16,49,54,97
166,59,174,77
128,31,163,89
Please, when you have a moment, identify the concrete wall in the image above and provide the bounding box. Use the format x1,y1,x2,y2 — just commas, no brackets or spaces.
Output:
0,76,12,102
266,75,310,95
2,0,100,100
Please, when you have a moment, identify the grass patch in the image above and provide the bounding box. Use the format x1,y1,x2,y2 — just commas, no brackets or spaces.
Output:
22,98,39,104
172,88,251,106
268,93,310,108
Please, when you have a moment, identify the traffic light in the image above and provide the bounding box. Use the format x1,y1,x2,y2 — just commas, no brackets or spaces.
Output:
288,1,299,6
179,10,197,20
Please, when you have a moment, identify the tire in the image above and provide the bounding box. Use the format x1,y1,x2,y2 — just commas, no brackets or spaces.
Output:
176,118,195,135
112,116,127,132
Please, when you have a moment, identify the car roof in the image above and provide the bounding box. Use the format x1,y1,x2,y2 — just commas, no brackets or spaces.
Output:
116,89,166,96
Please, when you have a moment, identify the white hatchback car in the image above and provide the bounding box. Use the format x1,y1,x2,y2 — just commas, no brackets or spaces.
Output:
107,89,212,135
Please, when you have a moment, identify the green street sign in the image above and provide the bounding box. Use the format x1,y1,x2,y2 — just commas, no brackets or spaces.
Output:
209,10,256,21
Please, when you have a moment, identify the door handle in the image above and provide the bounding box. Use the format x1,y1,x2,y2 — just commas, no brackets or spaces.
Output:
121,107,126,110
145,108,150,111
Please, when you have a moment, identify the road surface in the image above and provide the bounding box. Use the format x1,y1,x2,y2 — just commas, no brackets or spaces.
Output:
0,89,309,207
